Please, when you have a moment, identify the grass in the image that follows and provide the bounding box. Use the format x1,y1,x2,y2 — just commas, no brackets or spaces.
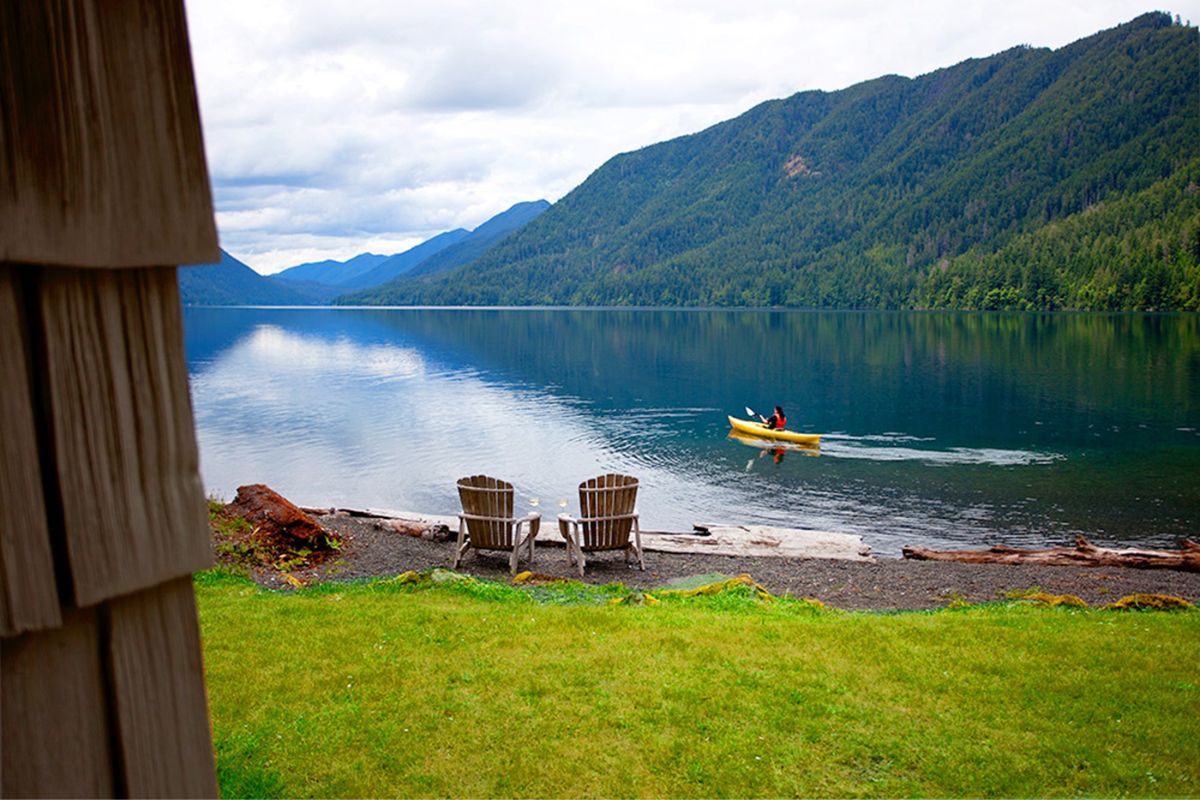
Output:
195,569,1200,798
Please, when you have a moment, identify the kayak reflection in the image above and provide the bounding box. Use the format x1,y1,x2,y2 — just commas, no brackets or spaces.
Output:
728,430,821,469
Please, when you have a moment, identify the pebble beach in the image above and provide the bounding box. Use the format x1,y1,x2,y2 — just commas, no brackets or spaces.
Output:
248,512,1200,611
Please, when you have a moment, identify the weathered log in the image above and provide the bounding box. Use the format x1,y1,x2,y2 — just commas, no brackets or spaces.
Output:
225,484,338,546
902,535,1200,572
374,519,452,542
647,524,874,561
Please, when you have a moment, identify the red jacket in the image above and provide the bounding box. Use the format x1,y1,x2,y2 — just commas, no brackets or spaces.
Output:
768,411,787,429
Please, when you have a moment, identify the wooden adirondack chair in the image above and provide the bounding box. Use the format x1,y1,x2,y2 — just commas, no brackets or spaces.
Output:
557,474,644,577
455,475,540,574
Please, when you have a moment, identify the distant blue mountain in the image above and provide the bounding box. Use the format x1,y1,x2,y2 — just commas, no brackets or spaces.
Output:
180,200,551,305
179,249,326,305
274,252,390,285
336,200,551,303
337,228,470,290
405,200,550,279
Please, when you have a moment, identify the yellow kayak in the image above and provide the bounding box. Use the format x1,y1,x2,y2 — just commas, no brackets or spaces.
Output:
727,415,822,445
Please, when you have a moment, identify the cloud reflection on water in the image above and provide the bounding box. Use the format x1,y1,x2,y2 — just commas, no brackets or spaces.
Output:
185,308,1200,556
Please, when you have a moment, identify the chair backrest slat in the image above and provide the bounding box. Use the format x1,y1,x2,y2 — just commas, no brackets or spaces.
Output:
457,474,515,549
578,473,637,550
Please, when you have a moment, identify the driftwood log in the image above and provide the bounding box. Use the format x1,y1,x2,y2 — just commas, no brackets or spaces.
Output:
226,484,336,546
902,535,1200,572
374,519,453,542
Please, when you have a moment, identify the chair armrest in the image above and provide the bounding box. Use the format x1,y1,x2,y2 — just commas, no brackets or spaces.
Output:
557,512,578,540
458,512,528,524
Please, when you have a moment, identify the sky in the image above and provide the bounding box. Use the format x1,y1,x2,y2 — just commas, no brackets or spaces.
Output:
185,1,1198,274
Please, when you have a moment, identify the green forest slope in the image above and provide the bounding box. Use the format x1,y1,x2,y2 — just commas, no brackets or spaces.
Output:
357,13,1199,310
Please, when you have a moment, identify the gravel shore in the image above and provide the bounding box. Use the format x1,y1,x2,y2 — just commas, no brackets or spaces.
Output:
253,513,1200,611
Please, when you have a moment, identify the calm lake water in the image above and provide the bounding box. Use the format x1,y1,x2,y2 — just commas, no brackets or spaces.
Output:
183,307,1200,556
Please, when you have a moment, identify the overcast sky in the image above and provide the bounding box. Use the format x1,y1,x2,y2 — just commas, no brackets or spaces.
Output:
186,1,1198,274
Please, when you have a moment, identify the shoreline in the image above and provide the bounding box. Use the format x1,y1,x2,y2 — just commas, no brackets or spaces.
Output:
247,508,1200,611
311,506,876,561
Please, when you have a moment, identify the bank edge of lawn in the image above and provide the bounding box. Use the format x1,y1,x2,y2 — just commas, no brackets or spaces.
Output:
195,569,1200,799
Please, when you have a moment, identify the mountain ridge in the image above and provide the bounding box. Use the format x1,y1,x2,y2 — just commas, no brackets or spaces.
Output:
349,13,1199,310
180,249,323,305
182,200,549,304
405,200,550,278
274,252,391,285
336,200,551,303
337,228,471,290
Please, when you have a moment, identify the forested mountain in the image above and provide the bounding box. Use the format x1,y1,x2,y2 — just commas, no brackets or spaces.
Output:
342,200,550,302
179,249,323,305
404,200,550,278
274,252,390,285
353,14,1198,310
182,201,549,304
336,228,470,290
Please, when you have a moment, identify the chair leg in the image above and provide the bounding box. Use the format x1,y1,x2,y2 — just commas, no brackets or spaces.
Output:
561,521,587,577
510,521,524,575
524,518,537,566
560,518,578,567
633,516,645,571
454,519,468,569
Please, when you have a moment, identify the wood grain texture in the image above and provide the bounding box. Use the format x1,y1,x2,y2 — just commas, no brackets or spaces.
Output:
454,475,539,573
1,606,116,797
0,0,218,267
38,266,212,606
902,535,1200,572
577,473,638,551
107,577,218,799
0,265,62,636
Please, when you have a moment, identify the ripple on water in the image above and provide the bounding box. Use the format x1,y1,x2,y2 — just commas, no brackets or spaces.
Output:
818,435,1062,467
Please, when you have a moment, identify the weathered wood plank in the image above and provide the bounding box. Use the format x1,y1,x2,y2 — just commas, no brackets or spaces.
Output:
0,0,218,267
38,266,212,606
107,577,218,799
1,607,116,797
0,265,62,635
650,524,874,561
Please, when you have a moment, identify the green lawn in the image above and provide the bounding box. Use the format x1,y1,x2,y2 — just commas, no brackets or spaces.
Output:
196,570,1200,798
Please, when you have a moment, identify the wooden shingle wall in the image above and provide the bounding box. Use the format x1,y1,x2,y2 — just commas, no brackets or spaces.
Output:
0,268,61,635
0,0,218,266
1,1,221,796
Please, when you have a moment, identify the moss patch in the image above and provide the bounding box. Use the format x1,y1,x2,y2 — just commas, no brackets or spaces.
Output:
1104,593,1195,611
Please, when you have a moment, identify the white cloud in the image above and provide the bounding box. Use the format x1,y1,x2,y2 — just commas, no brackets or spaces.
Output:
186,0,1197,274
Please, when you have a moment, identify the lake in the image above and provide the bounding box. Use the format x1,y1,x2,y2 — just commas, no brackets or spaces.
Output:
183,307,1200,556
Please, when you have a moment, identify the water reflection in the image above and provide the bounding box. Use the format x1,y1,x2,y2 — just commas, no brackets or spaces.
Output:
184,308,1200,555
728,432,821,466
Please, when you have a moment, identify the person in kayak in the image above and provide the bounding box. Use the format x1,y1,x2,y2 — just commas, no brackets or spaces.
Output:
763,405,787,430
